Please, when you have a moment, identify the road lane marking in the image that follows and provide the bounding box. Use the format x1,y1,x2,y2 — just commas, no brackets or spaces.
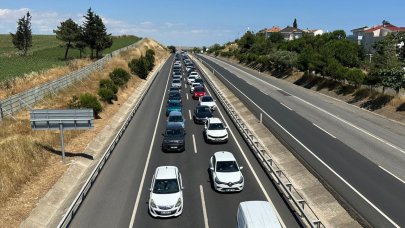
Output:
206,55,405,155
128,58,173,228
192,134,197,154
379,166,405,184
280,102,293,111
188,109,192,120
199,58,400,227
185,83,187,89
186,93,189,100
199,185,209,228
313,123,336,139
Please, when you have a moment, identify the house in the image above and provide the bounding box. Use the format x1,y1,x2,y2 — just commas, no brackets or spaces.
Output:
258,26,281,39
360,22,405,53
280,26,304,40
350,26,369,45
303,29,324,36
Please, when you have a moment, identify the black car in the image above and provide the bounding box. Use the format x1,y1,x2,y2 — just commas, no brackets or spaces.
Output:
168,91,182,103
194,78,204,85
193,105,213,124
162,123,185,152
169,86,181,93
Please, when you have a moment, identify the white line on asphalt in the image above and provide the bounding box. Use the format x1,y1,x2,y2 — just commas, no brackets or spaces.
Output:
188,109,192,120
186,93,189,100
379,166,405,184
128,59,173,228
207,55,405,155
280,102,293,111
185,83,187,89
313,123,336,139
192,134,197,154
199,61,400,227
199,185,209,228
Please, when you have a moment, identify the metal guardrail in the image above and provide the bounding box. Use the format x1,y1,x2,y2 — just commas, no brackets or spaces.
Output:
0,39,143,121
56,59,166,228
194,56,324,228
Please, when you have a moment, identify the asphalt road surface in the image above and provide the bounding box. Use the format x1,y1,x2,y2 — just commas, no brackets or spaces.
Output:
197,54,405,228
69,55,301,228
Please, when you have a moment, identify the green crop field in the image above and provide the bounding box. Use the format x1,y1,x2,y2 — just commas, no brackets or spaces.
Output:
0,35,141,81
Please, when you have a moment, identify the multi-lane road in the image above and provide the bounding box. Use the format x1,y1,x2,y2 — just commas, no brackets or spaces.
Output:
69,55,301,228
197,54,405,227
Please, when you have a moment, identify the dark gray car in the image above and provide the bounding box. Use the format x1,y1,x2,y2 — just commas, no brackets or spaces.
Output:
162,123,185,152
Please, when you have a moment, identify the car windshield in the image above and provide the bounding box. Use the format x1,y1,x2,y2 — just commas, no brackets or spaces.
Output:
195,79,203,83
216,161,239,172
189,76,196,79
153,179,179,194
168,102,181,107
173,80,180,83
208,123,224,130
192,83,200,87
169,116,183,122
169,88,179,91
194,87,205,92
166,128,184,137
197,106,211,113
201,97,213,102
169,94,181,100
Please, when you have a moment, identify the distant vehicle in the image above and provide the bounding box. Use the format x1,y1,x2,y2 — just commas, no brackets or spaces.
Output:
189,71,200,79
171,79,182,89
168,91,181,103
192,86,206,99
198,96,216,110
173,71,182,79
174,62,181,68
173,66,182,74
161,123,186,152
237,201,282,228
193,105,213,124
209,151,244,192
190,82,201,93
187,75,196,84
149,166,183,217
204,117,228,143
167,111,185,128
166,100,182,116
175,60,181,65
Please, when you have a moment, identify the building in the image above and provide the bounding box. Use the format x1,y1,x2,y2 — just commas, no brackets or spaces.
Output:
303,29,324,36
350,26,369,45
258,26,281,39
280,26,304,40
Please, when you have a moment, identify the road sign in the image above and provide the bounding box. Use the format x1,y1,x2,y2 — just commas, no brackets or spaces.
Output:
30,109,94,162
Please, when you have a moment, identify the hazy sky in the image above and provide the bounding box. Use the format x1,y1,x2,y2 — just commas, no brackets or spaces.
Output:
1,0,404,46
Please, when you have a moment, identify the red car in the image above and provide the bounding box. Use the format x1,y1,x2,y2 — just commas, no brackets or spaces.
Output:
193,86,206,99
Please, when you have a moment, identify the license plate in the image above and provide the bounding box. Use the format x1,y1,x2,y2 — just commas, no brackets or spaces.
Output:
161,211,170,215
225,189,235,192
171,146,177,149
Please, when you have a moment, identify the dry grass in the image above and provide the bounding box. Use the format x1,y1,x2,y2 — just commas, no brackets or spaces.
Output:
0,38,169,226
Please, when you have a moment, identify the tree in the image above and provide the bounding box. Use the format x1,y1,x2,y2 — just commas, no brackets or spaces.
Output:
54,19,80,60
293,18,298,28
94,15,113,58
145,49,155,71
346,68,366,87
372,34,402,70
10,11,32,56
377,68,405,93
128,57,149,79
237,31,255,53
268,32,284,43
167,45,176,53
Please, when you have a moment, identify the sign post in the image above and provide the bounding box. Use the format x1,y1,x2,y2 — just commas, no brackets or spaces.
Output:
30,109,94,162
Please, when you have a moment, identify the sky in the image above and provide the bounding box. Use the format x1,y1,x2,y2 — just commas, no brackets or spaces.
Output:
1,0,404,47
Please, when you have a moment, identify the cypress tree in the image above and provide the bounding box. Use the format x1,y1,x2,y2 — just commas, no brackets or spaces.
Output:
10,11,32,56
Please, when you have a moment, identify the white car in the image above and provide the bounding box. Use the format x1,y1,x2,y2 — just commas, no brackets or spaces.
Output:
204,117,228,143
189,71,200,79
190,83,201,93
149,166,184,217
173,71,182,79
209,151,244,192
187,75,196,84
199,96,216,110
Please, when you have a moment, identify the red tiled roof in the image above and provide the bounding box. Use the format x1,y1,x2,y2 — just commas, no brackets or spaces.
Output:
265,26,281,33
365,24,404,33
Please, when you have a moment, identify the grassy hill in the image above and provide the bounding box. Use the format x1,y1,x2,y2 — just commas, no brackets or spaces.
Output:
0,35,141,81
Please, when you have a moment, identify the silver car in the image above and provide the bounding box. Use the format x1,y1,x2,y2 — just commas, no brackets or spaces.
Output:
171,79,182,89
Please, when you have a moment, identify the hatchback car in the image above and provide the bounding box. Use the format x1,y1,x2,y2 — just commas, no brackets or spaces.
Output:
166,100,182,116
149,166,183,217
193,105,213,124
162,122,185,152
171,79,182,89
199,96,216,110
209,151,244,192
167,111,185,128
204,117,228,143
193,86,206,99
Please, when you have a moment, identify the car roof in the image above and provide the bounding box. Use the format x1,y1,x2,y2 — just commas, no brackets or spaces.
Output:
208,117,222,124
214,151,236,161
238,201,281,228
168,111,182,117
155,166,179,180
194,86,204,89
200,95,212,99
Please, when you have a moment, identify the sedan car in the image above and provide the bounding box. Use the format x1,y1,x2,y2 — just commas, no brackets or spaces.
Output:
199,96,216,110
173,71,182,79
187,75,196,84
192,86,206,99
149,166,183,217
169,86,180,93
167,111,185,128
166,100,182,116
209,151,244,192
193,105,213,124
162,122,185,152
204,117,228,143
168,91,181,103
171,79,182,89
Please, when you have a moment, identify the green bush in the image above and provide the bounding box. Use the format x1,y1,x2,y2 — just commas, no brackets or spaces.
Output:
109,68,130,87
98,87,115,103
99,79,118,94
79,93,102,116
145,49,155,71
128,57,149,79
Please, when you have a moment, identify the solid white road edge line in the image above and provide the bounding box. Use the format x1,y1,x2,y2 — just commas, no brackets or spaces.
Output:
192,134,197,154
201,60,399,227
199,185,209,228
203,77,287,228
313,123,336,139
379,166,405,184
207,55,405,155
280,102,293,111
128,59,172,228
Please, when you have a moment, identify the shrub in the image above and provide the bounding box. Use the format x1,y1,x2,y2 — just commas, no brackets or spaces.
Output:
98,87,115,103
128,57,149,79
99,79,118,94
79,93,102,116
145,49,155,71
68,95,80,108
109,68,130,87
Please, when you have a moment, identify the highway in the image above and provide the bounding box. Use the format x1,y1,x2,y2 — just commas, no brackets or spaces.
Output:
69,55,301,228
197,54,405,227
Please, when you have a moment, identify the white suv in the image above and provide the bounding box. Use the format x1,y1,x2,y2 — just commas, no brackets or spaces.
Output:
204,117,228,143
189,71,200,79
209,151,244,192
149,166,183,217
199,96,216,110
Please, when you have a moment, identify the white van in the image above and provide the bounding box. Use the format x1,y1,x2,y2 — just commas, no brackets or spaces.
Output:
236,201,282,228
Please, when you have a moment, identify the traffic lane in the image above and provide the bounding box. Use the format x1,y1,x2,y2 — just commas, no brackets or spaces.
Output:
69,55,174,227
199,55,405,227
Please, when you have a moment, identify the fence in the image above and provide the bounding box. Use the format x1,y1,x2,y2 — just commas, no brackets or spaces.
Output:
195,56,324,228
0,39,143,121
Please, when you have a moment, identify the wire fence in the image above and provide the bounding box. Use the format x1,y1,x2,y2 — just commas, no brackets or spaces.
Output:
0,39,143,121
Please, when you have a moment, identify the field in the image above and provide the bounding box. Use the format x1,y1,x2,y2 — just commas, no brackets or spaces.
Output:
0,35,141,81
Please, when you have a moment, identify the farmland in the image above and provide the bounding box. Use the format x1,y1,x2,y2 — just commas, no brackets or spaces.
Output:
0,35,141,81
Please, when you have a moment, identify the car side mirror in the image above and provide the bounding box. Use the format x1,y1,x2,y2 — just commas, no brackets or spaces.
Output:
210,167,214,171
149,187,152,192
239,166,244,170
181,186,184,190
